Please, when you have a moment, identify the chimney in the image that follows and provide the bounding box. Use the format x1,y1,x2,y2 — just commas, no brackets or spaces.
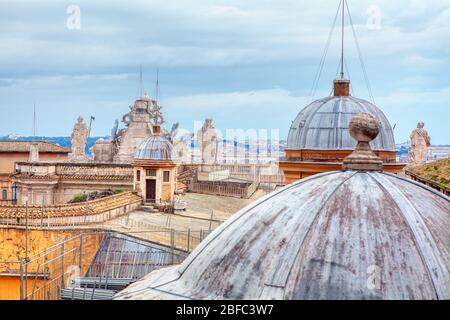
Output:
334,79,350,96
152,125,161,135
29,142,39,162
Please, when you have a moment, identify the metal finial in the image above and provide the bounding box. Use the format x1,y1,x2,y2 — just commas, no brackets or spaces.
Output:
342,112,383,171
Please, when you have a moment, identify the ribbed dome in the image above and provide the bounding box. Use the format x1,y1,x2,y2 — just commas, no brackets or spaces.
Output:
115,170,450,300
287,96,395,151
134,135,174,160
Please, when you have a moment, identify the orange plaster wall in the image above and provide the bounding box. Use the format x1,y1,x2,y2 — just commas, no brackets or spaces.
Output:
284,149,396,163
0,228,103,300
281,149,403,184
0,152,68,174
162,184,171,202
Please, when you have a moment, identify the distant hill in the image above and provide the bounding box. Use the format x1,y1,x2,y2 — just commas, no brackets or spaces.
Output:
409,158,450,189
0,136,110,155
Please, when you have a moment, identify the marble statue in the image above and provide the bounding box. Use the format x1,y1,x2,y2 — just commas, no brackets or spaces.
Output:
29,143,39,162
111,119,119,140
71,116,89,162
161,122,192,164
165,122,179,143
197,118,218,165
173,136,193,164
408,122,430,165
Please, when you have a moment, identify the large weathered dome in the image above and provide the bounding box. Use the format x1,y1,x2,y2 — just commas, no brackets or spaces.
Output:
287,96,395,151
115,170,450,300
134,135,173,160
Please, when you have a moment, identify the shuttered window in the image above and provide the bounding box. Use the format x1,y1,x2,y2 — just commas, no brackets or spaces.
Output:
163,171,170,182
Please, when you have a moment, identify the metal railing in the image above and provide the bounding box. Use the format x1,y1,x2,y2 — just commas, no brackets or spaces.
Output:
102,221,214,252
405,170,450,196
19,229,212,300
20,232,105,301
190,178,259,198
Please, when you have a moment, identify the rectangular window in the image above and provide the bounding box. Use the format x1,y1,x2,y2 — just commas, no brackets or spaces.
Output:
136,170,141,182
12,184,17,201
2,189,7,200
146,169,156,177
163,171,170,182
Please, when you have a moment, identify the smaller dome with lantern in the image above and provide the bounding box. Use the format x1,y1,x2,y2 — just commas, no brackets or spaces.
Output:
134,126,174,161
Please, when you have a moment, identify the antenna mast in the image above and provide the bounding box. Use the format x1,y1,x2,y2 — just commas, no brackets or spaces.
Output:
340,0,345,79
139,64,143,97
155,68,160,102
32,103,36,137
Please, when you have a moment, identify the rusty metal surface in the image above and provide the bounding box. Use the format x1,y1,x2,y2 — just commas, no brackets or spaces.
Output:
86,234,187,280
287,96,395,151
114,171,450,300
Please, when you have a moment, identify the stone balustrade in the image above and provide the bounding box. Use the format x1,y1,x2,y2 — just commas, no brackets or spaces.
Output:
55,163,133,177
0,191,141,226
15,162,133,178
15,163,57,176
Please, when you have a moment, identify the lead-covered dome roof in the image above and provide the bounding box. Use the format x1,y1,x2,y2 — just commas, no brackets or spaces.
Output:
134,135,174,160
287,96,395,151
115,170,450,300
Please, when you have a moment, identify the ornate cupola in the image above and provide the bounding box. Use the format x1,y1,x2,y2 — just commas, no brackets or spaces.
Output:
279,0,405,184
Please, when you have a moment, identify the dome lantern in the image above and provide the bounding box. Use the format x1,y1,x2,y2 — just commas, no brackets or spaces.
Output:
333,79,350,96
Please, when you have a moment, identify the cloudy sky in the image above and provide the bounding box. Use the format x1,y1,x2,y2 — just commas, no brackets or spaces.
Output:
0,0,449,144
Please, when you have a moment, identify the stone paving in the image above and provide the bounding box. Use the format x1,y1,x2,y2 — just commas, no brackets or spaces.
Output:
103,190,267,232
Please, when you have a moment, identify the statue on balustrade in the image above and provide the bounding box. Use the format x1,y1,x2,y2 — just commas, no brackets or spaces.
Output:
408,122,431,165
71,116,89,162
197,118,218,165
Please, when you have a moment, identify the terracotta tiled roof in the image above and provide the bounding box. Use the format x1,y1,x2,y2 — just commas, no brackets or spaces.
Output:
0,191,141,219
11,173,132,182
59,175,133,181
12,173,59,180
0,141,69,153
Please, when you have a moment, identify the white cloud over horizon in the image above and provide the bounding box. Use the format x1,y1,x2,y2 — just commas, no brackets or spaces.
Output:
0,0,449,144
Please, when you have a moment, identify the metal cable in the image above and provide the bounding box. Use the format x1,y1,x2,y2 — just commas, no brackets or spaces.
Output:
344,58,355,96
308,0,342,103
345,0,375,104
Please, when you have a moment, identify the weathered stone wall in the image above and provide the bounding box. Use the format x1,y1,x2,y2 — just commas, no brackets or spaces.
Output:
12,162,134,205
90,140,114,162
0,152,69,204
